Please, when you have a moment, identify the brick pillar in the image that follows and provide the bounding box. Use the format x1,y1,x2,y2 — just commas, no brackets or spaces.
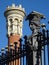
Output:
8,34,20,65
8,34,20,49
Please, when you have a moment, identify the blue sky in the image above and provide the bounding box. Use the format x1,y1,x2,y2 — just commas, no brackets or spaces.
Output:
0,0,49,51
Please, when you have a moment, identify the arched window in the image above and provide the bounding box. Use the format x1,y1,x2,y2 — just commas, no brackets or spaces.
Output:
14,18,19,34
14,18,19,25
9,19,12,22
20,20,23,27
15,18,18,21
9,18,13,26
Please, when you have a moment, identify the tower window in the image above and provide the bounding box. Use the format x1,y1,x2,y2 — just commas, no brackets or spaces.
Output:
15,18,18,21
15,18,19,25
9,19,12,22
20,20,22,22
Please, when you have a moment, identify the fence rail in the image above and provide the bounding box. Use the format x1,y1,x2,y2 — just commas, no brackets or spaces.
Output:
0,30,49,65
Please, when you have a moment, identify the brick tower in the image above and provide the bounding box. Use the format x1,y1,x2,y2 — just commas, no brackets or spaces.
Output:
4,4,25,65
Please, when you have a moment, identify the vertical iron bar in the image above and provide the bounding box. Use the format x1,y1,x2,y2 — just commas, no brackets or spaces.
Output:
23,56,24,65
47,45,49,65
47,30,49,65
42,30,46,65
14,42,17,65
44,46,45,65
24,36,27,65
2,53,5,65
19,38,22,65
13,50,14,65
41,50,42,65
23,45,24,65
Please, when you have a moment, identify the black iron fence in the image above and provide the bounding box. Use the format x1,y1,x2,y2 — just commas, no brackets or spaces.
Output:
0,29,49,65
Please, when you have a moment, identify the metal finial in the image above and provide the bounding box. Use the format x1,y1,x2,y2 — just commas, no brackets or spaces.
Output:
1,48,5,53
5,46,8,51
10,43,13,49
41,23,46,30
19,38,23,42
41,23,46,27
1,48,4,51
